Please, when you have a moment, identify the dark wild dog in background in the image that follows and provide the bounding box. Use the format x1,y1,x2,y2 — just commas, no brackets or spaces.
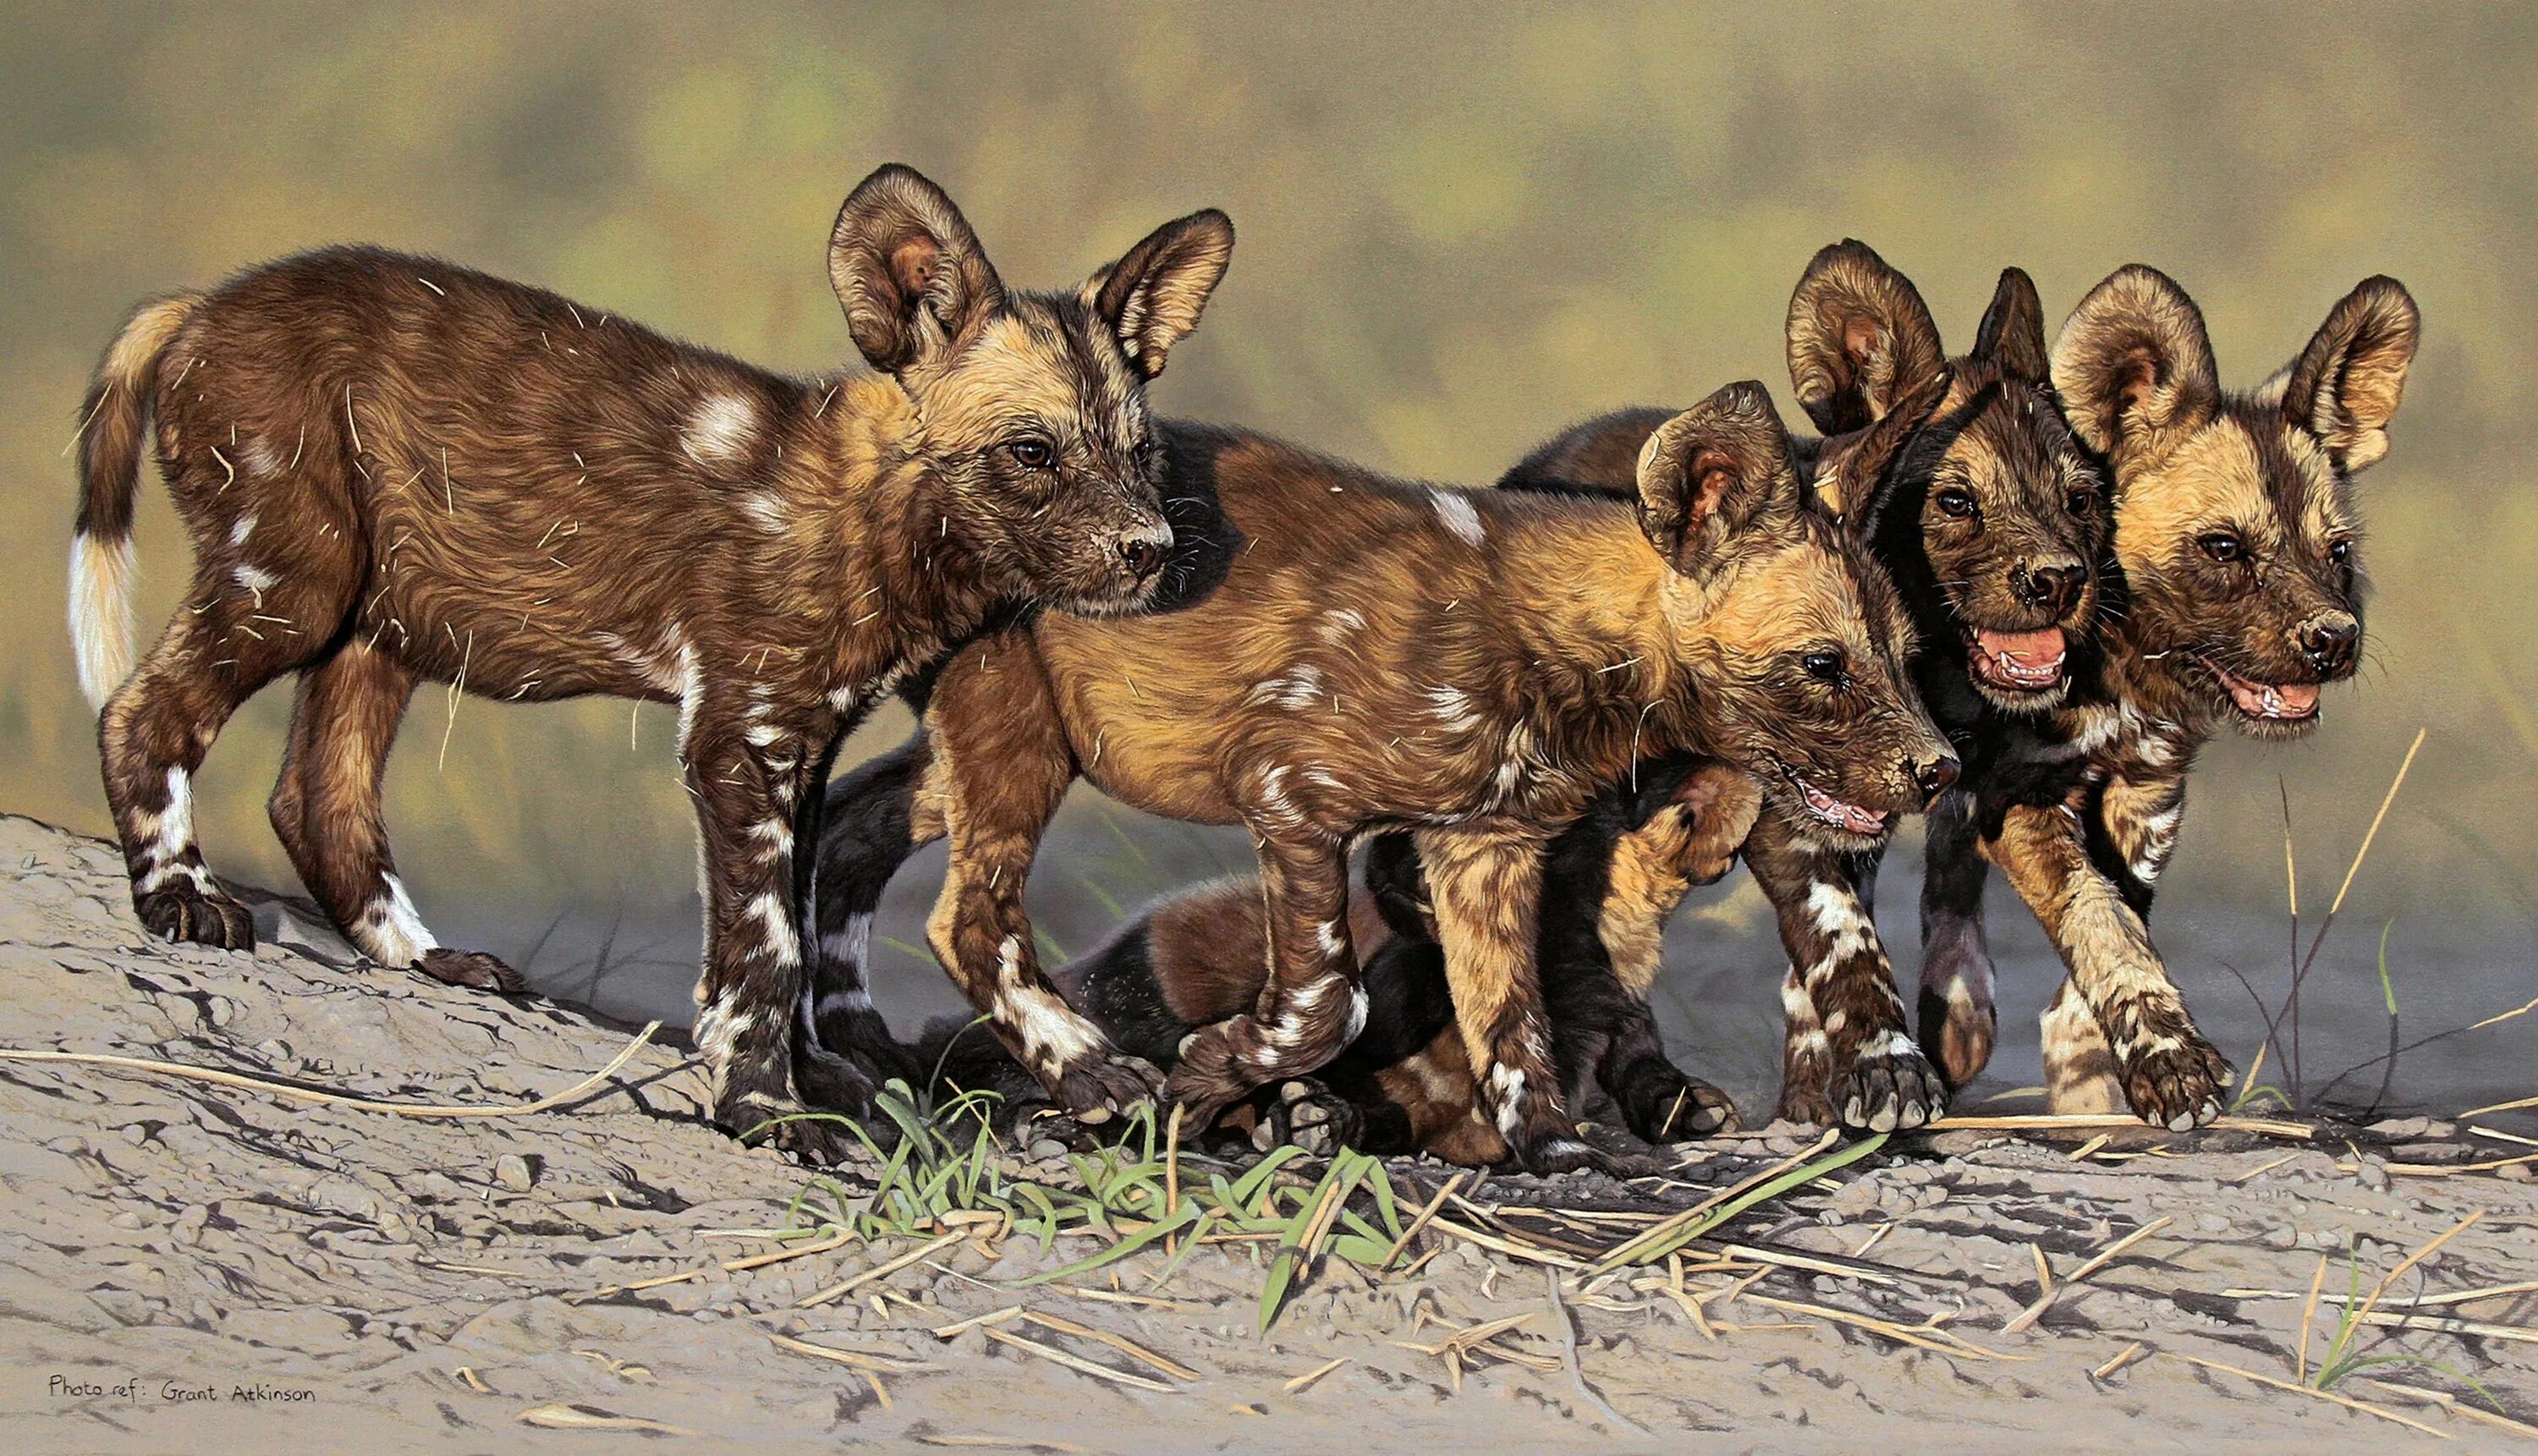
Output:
66,163,1233,1161
1909,266,2418,1125
910,758,1759,1164
1450,242,2107,1132
809,383,1953,1170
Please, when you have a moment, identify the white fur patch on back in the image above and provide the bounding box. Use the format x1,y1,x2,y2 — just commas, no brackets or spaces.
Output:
68,533,136,709
684,392,758,464
233,563,278,596
1429,487,1486,547
229,514,256,546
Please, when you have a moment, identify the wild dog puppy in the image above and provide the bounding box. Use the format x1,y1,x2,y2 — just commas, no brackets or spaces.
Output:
912,757,1760,1164
808,382,1955,1171
1468,243,2108,1130
65,164,1234,1161
1905,267,2419,1125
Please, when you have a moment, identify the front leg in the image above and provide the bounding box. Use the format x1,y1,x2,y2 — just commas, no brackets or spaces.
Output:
1916,788,1998,1089
1414,827,1592,1172
1164,831,1365,1127
685,710,855,1164
1986,795,2229,1129
1746,810,1943,1131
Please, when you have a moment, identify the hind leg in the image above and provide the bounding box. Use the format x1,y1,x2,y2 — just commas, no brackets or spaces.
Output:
101,573,335,950
795,731,938,1116
266,640,519,991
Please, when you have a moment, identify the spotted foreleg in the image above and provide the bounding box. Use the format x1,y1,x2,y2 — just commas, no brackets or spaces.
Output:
1915,788,1997,1089
1747,811,1941,1130
1986,799,2229,1129
1164,832,1365,1126
795,730,941,1115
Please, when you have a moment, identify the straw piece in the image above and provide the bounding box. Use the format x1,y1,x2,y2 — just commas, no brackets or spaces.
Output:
2068,1134,2112,1162
981,1326,1175,1392
1283,1356,1348,1393
931,1305,1025,1338
1737,1292,2022,1361
2223,1278,2538,1311
1596,1129,1840,1271
1927,1113,2312,1138
1428,1217,1589,1269
799,1230,969,1308
2091,1342,2145,1380
2297,1254,2330,1382
767,1332,933,1373
0,1021,660,1118
2228,1153,2300,1184
2002,1217,2173,1333
2360,1378,2538,1442
916,1437,1090,1453
515,1403,696,1437
2459,1093,2538,1119
2171,1353,2449,1440
1023,1311,1198,1382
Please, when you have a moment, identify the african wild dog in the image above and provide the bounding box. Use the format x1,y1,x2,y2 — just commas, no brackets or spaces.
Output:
805,382,1955,1171
1899,266,2419,1126
907,757,1760,1164
1432,242,2111,1133
65,164,1233,1162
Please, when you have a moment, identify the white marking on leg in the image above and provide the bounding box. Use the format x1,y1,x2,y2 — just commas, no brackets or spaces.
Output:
135,767,214,894
1486,1063,1530,1138
746,891,801,967
354,872,439,966
992,933,1101,1072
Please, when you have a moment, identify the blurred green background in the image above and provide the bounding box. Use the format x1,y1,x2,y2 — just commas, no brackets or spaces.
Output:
4,3,2532,1111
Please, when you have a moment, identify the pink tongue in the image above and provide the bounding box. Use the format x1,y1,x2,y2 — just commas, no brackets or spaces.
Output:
1975,626,2067,665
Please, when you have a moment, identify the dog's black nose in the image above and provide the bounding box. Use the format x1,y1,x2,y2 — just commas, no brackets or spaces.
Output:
1914,755,1962,804
2301,613,2359,675
1119,537,1165,580
2015,561,2085,615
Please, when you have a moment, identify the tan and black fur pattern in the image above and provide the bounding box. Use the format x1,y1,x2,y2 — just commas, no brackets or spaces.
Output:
1496,242,2107,1129
65,164,1235,1162
1917,266,2420,1127
808,384,1952,1170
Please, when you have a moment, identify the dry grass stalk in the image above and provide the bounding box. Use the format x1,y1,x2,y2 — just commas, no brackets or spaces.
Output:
2228,1153,2302,1184
2359,1378,2538,1442
767,1332,933,1374
1050,1283,1206,1311
2347,1212,2485,1339
2068,1133,2112,1161
798,1229,969,1308
581,1226,857,1301
2031,1244,2055,1297
2382,1149,2538,1175
1928,1113,2312,1138
2002,1216,2173,1333
0,1021,660,1118
2297,1253,2330,1381
1735,1291,2021,1360
1429,1217,1589,1269
2091,1342,2145,1380
2227,1277,2538,1311
1712,1241,1936,1289
916,1436,1090,1454
1596,1129,1839,1271
1021,1310,1198,1382
931,1305,1024,1338
515,1403,697,1437
2172,1353,2450,1439
981,1326,1176,1393
1283,1356,1348,1393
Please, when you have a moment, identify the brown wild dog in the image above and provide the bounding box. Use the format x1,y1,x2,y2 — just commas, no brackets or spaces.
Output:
806,382,1955,1170
1477,242,2109,1130
1897,266,2418,1126
910,757,1760,1163
66,164,1234,1161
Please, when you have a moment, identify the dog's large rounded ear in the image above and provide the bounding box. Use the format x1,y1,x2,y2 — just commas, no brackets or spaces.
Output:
1971,267,2050,383
1084,210,1234,380
829,164,1007,378
1635,381,1798,576
1818,367,1956,534
1786,240,1946,436
2268,276,2419,474
2051,265,2220,469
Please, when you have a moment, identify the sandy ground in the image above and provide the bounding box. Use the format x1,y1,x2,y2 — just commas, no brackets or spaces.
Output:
3,811,2535,1454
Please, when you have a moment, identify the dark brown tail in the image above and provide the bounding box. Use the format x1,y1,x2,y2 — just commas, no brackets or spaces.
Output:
69,294,196,708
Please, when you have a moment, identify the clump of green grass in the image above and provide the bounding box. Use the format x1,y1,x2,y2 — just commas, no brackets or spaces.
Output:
751,1080,1876,1331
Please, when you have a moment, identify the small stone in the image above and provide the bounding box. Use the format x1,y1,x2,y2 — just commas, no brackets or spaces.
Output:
2367,1116,2430,1140
171,1205,210,1247
2497,1162,2534,1183
109,1209,148,1230
494,1153,535,1193
1026,1139,1068,1161
951,1327,988,1358
2354,1159,2390,1192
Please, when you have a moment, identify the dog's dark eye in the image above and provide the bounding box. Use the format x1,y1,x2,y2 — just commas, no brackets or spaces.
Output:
2326,538,2352,565
1803,650,1849,685
2065,486,2098,517
2199,531,2244,563
1934,486,1975,519
1006,438,1055,470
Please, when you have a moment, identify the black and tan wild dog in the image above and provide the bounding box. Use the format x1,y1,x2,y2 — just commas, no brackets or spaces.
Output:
66,164,1234,1161
805,382,1954,1171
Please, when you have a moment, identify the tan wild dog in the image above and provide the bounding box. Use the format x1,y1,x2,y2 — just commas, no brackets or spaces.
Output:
66,164,1233,1162
1900,266,2418,1126
1465,242,2110,1132
909,758,1761,1165
805,382,1955,1171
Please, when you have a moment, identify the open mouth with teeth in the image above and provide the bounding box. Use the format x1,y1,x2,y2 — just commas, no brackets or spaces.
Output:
1784,767,1890,837
1962,624,2068,694
2195,654,2322,723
